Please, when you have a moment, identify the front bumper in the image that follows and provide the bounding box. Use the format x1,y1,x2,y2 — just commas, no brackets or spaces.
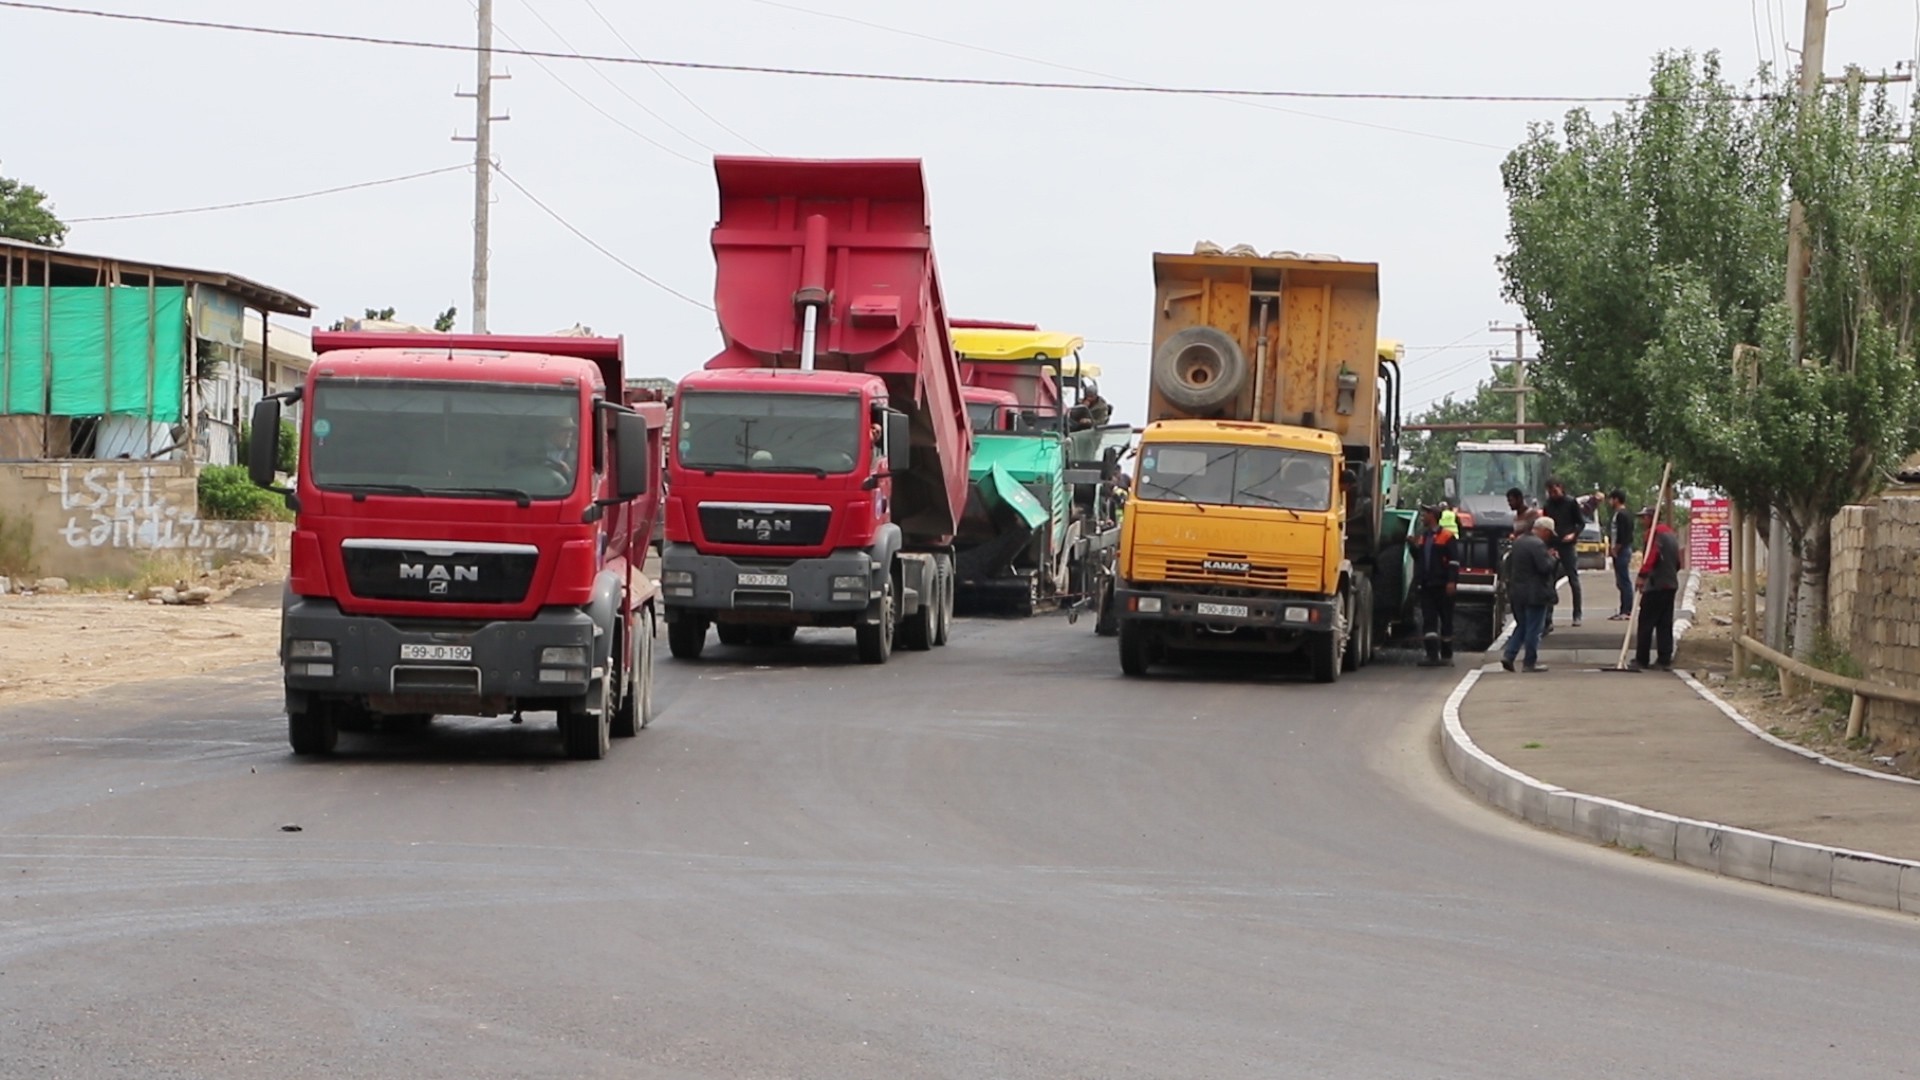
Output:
1113,583,1337,632
659,543,879,620
280,596,597,714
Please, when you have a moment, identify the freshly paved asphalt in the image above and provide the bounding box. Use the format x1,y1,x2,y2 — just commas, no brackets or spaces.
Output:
3,616,1918,1079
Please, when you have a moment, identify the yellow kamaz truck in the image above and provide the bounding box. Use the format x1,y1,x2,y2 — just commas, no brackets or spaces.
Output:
1114,248,1408,680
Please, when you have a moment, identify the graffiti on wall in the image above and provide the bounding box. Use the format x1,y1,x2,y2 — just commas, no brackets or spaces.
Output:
55,465,275,555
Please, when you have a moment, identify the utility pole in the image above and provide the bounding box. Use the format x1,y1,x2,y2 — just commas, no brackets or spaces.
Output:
1766,0,1829,651
454,0,509,334
1488,322,1533,444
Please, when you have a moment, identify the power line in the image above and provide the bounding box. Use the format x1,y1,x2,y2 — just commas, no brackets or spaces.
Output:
0,2,1778,106
488,17,704,166
66,164,469,223
514,0,718,154
737,0,1505,150
492,165,713,311
579,0,771,153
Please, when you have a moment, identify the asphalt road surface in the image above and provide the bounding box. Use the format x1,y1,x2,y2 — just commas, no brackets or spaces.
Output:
3,617,1918,1079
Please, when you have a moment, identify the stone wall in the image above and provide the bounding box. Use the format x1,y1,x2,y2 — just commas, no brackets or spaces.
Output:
0,461,288,584
1831,497,1920,750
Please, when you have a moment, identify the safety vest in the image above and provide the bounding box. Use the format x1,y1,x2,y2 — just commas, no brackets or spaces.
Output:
1439,509,1459,532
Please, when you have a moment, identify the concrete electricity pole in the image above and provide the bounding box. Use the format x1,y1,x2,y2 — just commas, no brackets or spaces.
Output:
454,0,509,334
1488,322,1533,444
1766,0,1829,651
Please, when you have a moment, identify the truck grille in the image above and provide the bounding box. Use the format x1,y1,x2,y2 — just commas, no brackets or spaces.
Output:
698,503,832,546
1133,551,1300,589
341,541,538,604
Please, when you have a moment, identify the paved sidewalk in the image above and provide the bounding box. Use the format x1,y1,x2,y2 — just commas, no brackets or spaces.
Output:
1446,569,1920,910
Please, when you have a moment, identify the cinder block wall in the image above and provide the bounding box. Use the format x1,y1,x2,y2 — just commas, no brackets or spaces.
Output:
0,461,288,584
1851,497,1920,749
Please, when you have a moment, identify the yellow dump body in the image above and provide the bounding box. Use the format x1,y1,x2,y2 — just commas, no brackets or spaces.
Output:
1114,250,1389,679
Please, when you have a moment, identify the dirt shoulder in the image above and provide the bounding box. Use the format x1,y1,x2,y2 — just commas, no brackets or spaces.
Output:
1678,574,1916,779
0,583,280,708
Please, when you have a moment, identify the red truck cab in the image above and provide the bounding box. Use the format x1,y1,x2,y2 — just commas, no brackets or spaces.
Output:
248,332,665,760
659,156,971,664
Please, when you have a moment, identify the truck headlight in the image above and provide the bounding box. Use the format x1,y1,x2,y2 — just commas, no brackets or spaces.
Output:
832,575,866,590
540,646,588,666
662,570,694,585
287,639,332,659
1284,607,1310,623
290,662,334,678
1134,597,1162,614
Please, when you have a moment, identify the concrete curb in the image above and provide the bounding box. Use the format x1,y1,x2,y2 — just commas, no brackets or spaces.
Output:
1439,569,1920,914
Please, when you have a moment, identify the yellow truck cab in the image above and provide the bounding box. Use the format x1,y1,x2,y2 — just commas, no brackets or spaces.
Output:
1114,248,1404,681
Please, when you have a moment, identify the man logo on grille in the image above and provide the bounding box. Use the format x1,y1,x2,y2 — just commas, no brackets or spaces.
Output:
736,516,792,542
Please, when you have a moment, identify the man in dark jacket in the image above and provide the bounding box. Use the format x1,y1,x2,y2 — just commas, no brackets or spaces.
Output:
1502,515,1559,673
1410,504,1460,667
1540,477,1585,628
1608,489,1635,620
1634,505,1683,670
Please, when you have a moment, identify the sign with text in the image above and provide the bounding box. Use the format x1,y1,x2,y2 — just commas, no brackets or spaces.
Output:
1689,497,1731,573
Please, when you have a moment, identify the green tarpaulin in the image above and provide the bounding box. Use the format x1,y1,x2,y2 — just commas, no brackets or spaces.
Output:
0,286,188,422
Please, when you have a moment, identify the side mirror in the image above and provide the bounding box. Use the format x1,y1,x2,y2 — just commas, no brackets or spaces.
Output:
1443,477,1457,500
613,411,652,500
248,398,282,489
885,410,911,472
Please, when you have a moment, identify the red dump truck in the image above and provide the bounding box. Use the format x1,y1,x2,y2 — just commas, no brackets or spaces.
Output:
660,157,972,663
247,332,666,760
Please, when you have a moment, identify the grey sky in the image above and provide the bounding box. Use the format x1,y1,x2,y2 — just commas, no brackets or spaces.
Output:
5,1,1916,419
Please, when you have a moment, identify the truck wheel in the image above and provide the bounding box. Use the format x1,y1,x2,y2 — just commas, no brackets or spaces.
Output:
1311,593,1348,684
932,556,953,647
1344,580,1372,672
855,578,894,664
668,618,708,660
715,624,752,647
899,579,935,652
1094,577,1119,637
1151,325,1247,413
611,615,651,738
561,679,610,760
1118,621,1155,677
288,706,338,756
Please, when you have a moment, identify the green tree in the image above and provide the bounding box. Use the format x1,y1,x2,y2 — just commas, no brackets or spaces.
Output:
327,306,399,332
434,306,458,332
0,168,67,246
1500,52,1920,657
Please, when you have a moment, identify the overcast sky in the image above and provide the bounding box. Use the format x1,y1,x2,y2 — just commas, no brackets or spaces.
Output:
6,1,1917,419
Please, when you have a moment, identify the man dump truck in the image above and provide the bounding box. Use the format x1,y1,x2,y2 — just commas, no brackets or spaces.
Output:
246,331,667,759
660,157,971,664
949,321,1129,619
1113,248,1410,680
1446,440,1550,649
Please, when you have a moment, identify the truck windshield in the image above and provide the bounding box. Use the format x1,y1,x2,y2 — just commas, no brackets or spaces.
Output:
1135,442,1334,511
1457,450,1548,498
676,392,862,474
308,381,585,500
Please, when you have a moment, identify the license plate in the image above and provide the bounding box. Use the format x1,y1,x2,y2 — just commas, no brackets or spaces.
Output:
1196,602,1250,618
738,573,788,587
399,644,471,663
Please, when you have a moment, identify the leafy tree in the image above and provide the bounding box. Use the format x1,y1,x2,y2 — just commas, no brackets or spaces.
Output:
0,168,67,246
434,306,457,332
326,306,399,332
1500,52,1920,657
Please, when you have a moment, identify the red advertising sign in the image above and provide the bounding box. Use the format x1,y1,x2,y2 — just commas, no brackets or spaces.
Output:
1689,497,1731,573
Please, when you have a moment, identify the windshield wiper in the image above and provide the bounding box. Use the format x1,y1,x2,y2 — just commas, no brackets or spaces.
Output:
426,486,535,508
336,482,427,501
750,464,830,478
1237,492,1306,520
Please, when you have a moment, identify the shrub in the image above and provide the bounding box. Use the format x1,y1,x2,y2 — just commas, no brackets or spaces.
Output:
198,464,290,521
0,509,36,578
237,418,299,474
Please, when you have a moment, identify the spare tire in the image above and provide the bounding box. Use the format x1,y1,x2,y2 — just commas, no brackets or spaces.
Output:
1151,326,1247,413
